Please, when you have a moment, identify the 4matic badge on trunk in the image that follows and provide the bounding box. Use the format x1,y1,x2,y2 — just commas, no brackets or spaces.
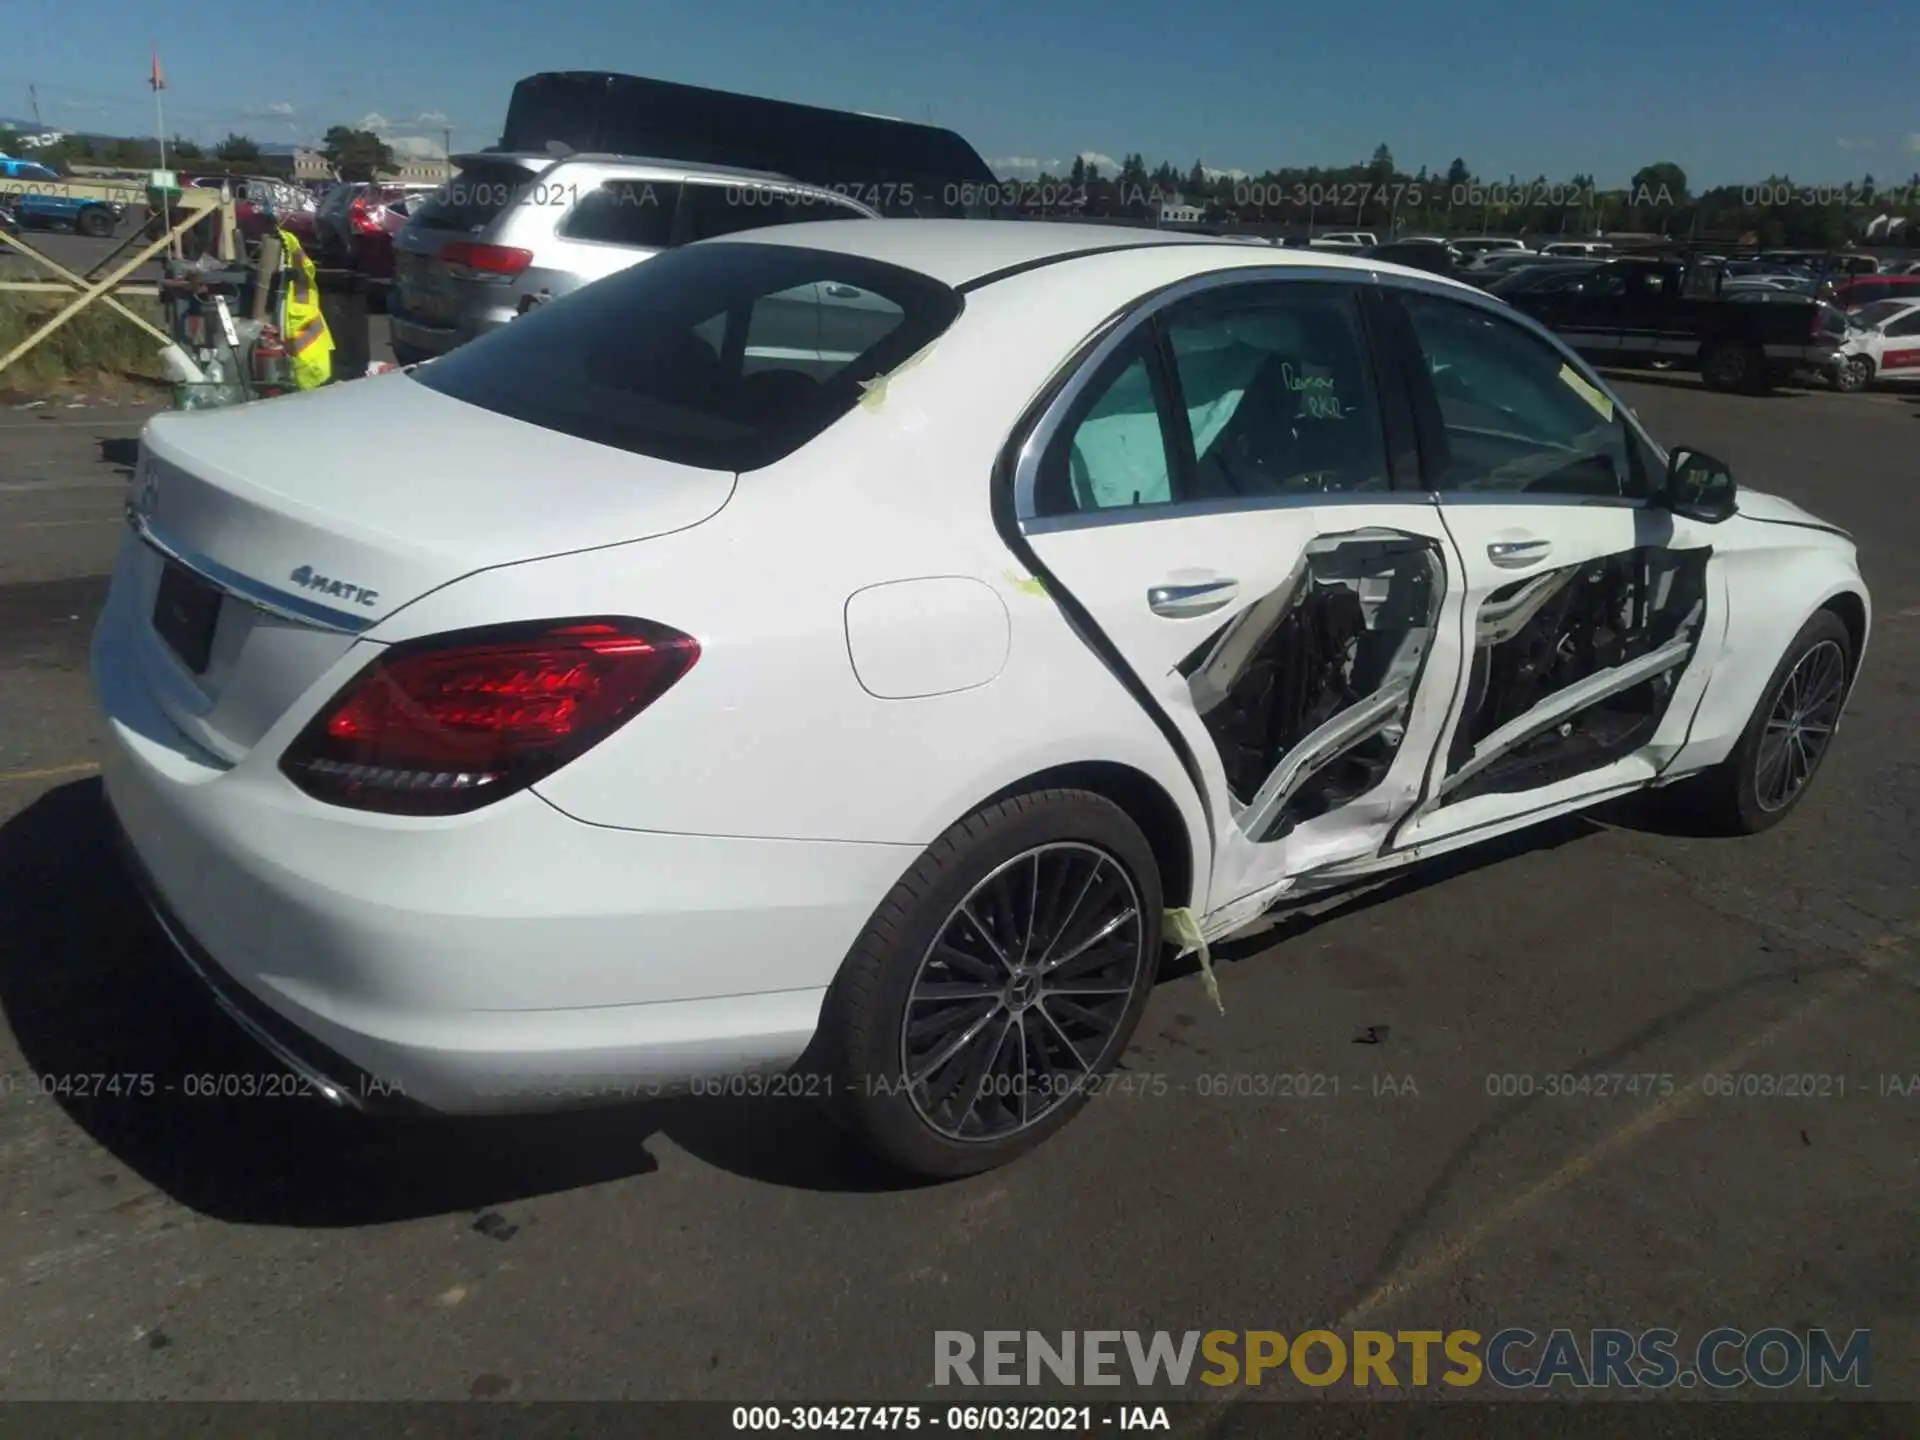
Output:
289,565,380,607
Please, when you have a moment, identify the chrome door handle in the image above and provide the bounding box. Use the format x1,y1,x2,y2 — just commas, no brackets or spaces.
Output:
822,283,861,299
1148,579,1239,617
1487,538,1553,568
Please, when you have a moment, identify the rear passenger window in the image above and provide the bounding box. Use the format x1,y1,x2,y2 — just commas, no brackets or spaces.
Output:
1051,348,1177,514
1163,290,1389,498
1033,286,1390,519
559,181,679,247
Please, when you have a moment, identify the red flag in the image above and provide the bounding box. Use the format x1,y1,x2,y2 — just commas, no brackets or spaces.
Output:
149,47,165,91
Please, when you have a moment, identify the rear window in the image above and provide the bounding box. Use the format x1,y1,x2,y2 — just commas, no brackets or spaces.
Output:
407,161,543,233
411,242,963,471
558,180,680,247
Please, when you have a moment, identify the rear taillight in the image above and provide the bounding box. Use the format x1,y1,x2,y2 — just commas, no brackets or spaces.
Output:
439,241,534,282
348,196,382,235
280,620,699,815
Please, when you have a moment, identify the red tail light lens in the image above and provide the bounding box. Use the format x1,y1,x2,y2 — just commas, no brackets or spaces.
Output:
280,619,699,815
348,196,382,235
439,241,535,282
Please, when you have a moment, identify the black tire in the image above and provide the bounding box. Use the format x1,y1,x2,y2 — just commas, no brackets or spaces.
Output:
76,206,113,238
1667,609,1852,834
1700,340,1761,393
1833,355,1873,393
815,789,1164,1178
388,341,432,367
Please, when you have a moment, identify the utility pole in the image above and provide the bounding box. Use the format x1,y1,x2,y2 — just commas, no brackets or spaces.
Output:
29,84,43,131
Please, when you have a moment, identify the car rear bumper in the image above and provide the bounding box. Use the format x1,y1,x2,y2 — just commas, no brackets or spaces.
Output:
387,307,513,358
92,580,911,1115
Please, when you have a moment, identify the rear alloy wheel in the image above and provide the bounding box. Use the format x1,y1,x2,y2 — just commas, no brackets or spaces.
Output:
76,206,114,238
818,790,1163,1177
1833,355,1873,393
1671,610,1852,834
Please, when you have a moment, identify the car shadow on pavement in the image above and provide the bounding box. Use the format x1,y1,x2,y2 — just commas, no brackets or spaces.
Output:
98,436,139,475
0,780,915,1228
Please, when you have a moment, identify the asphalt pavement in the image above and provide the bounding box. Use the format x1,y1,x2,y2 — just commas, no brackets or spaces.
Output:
0,330,1916,1410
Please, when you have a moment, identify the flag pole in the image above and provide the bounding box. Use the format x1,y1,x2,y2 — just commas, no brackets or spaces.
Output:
152,46,174,259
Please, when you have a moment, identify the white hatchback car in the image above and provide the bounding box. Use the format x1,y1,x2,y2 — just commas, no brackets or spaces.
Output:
95,222,1871,1176
1833,298,1920,391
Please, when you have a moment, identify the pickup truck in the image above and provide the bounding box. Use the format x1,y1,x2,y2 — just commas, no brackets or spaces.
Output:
0,156,126,237
1496,255,1842,392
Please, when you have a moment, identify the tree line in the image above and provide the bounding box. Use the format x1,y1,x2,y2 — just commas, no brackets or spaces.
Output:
1038,146,1920,247
7,126,1917,245
0,126,398,181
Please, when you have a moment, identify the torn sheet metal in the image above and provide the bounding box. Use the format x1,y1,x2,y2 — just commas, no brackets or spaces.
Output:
1438,547,1709,804
1181,531,1444,847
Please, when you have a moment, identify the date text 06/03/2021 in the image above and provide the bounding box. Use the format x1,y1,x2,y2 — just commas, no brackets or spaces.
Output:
730,1405,1170,1432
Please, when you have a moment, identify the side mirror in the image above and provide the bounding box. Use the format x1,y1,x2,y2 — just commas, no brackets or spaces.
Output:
1666,448,1737,523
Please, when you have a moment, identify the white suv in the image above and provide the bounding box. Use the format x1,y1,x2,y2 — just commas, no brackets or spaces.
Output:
388,153,880,363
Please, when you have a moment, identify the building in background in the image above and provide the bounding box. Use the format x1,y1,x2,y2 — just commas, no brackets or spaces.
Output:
292,149,451,184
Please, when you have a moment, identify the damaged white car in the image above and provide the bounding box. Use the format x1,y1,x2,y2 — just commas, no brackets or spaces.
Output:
95,222,1871,1177
1833,298,1920,391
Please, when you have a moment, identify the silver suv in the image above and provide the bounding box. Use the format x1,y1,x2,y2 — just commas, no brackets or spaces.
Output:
388,153,879,363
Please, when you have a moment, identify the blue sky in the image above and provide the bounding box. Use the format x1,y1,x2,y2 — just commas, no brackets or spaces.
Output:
4,0,1917,186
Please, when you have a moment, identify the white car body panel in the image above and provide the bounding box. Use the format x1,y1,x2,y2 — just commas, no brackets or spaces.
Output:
91,220,1870,1116
1836,300,1920,382
1651,495,1867,776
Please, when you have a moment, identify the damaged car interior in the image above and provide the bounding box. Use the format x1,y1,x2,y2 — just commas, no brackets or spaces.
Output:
1180,531,1445,844
1436,546,1710,804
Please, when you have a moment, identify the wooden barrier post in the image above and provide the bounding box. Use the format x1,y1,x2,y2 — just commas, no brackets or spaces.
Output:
0,202,213,376
249,235,283,322
0,230,172,346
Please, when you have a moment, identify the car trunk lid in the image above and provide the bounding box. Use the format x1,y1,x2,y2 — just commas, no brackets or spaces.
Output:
126,373,736,762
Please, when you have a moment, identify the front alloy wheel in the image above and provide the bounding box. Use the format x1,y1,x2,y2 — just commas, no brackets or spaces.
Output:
903,843,1146,1142
1753,639,1847,813
1669,609,1853,834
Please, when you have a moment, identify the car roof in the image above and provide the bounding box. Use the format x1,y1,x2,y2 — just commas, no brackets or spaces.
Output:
455,149,796,185
707,218,1464,290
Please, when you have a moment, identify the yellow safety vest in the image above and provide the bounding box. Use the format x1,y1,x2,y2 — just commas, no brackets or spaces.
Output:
277,227,334,390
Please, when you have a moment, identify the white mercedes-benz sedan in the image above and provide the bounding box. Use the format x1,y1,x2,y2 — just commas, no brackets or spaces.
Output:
94,221,1871,1176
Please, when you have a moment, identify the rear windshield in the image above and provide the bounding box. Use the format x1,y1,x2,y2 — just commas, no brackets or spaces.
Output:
411,242,963,471
406,160,544,233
